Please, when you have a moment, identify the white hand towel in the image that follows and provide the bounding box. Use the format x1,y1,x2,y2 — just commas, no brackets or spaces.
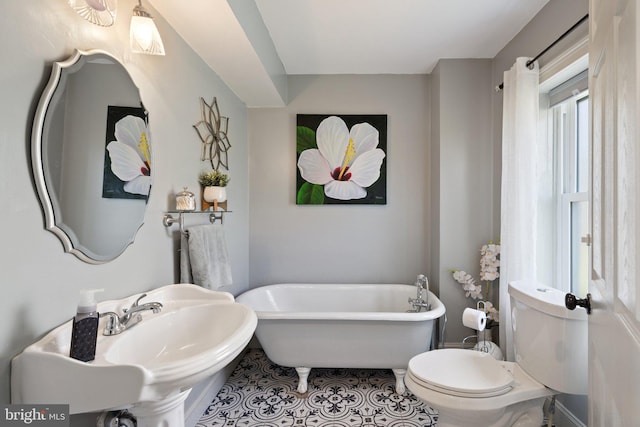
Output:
185,224,232,290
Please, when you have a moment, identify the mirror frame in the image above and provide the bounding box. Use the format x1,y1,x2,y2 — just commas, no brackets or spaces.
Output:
32,49,149,264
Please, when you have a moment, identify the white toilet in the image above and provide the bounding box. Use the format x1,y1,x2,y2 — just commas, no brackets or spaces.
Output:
405,280,588,427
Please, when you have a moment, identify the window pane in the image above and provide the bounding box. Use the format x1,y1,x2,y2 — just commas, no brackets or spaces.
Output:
571,199,589,295
577,97,589,192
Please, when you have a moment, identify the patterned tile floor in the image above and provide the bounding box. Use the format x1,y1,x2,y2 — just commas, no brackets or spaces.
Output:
197,349,438,427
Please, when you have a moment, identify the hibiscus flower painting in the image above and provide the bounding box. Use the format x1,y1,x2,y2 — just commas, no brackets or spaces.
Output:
102,105,151,200
296,114,387,204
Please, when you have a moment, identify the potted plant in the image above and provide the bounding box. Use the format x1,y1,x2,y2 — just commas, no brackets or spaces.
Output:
198,170,229,203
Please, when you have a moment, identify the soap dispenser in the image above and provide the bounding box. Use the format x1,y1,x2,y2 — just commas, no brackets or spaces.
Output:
69,289,103,362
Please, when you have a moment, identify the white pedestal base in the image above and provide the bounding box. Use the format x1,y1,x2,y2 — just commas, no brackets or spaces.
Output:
129,390,192,427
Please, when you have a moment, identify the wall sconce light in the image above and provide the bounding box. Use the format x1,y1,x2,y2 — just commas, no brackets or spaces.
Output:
68,0,116,27
130,0,166,56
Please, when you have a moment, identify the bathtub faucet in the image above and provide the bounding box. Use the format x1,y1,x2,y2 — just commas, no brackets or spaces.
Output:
101,293,163,335
408,274,430,312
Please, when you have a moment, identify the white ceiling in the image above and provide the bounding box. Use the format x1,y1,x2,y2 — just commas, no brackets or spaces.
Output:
255,0,550,75
149,0,550,106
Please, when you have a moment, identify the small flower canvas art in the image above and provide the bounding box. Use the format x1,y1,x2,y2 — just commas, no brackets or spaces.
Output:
296,114,387,204
102,105,151,200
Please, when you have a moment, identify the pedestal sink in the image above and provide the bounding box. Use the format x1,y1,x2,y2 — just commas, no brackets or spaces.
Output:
11,284,257,427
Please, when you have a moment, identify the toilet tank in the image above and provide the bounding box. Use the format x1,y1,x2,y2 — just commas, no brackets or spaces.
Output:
508,280,587,395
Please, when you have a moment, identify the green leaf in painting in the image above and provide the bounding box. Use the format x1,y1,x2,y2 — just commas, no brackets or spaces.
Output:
297,182,325,204
297,126,317,154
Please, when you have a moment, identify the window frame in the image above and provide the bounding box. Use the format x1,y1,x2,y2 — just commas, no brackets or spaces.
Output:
550,90,589,294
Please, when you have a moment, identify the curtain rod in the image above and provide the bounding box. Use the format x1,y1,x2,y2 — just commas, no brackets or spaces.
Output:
496,13,589,91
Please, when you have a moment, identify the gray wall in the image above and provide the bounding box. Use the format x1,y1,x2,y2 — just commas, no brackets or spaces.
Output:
0,0,250,410
247,66,494,347
431,59,495,344
248,75,431,286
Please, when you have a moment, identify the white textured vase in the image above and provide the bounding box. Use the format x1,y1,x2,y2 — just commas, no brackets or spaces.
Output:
203,186,227,203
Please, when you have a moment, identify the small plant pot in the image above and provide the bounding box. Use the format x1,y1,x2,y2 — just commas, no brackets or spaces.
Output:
203,186,227,203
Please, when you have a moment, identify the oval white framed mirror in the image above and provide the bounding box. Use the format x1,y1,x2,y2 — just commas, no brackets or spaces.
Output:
32,49,152,264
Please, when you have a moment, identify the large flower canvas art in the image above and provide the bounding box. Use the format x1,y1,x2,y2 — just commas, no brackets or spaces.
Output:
102,105,151,200
296,114,387,205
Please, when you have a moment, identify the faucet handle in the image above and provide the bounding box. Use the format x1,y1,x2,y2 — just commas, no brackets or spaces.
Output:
133,293,148,307
124,293,148,313
101,312,124,335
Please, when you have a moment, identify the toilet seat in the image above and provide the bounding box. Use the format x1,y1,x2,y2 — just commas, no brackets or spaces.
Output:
408,349,514,398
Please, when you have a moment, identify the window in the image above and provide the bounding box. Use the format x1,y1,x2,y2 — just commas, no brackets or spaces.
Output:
549,84,589,295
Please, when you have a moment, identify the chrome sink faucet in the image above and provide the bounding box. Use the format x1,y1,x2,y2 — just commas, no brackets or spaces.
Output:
101,293,163,336
408,274,431,312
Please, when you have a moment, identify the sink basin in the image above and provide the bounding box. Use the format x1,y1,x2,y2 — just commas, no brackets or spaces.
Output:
11,284,257,415
105,304,248,366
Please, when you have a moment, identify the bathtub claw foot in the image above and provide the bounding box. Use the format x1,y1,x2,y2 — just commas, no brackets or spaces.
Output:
392,368,407,394
295,367,311,394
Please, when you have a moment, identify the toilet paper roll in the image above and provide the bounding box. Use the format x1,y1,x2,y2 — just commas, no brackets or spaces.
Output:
462,308,486,331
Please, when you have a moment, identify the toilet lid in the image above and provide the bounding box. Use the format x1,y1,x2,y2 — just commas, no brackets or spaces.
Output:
408,349,514,397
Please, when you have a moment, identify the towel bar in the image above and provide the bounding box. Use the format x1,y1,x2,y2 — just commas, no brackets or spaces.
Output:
163,210,228,234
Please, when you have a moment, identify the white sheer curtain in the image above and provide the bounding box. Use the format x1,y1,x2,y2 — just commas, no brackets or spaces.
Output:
499,57,540,361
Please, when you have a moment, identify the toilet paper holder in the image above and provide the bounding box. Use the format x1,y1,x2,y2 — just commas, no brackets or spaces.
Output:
462,301,499,351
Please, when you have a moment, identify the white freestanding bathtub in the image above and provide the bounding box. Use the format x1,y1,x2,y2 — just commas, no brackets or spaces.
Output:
236,283,446,394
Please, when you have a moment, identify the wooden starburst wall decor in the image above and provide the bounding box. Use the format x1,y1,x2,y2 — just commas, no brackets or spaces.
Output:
193,97,231,171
